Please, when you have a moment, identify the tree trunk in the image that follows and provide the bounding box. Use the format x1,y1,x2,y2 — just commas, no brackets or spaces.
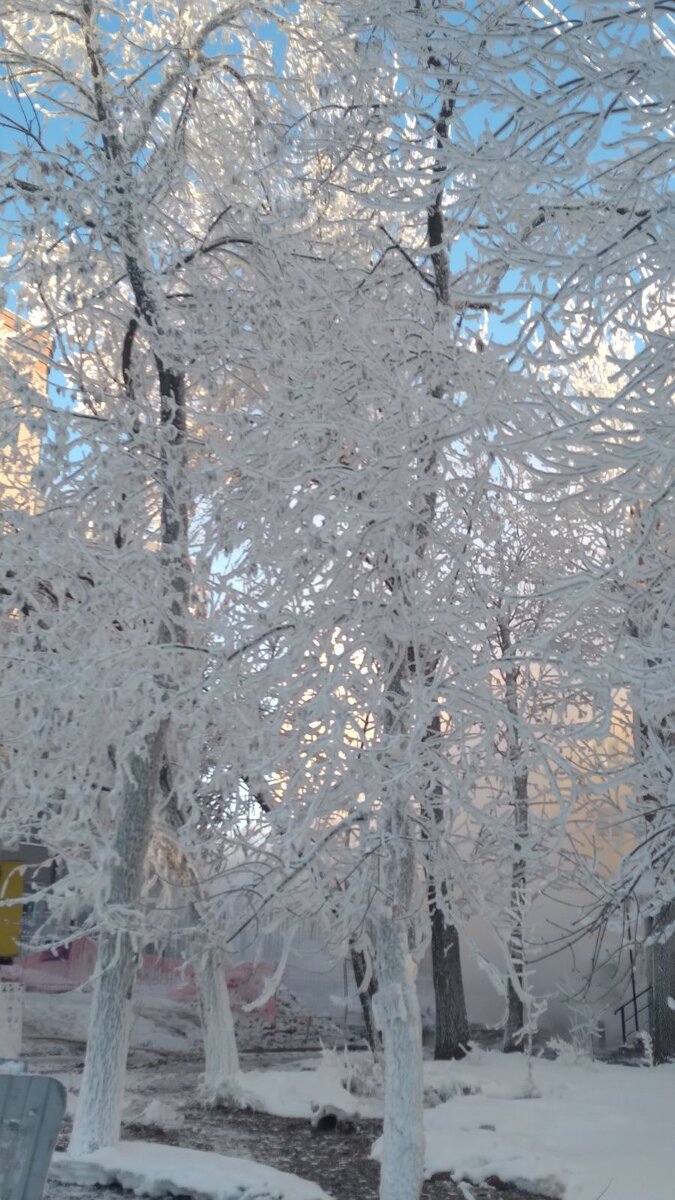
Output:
650,900,675,1063
350,942,382,1058
375,805,424,1200
624,532,674,1062
419,52,470,1065
197,946,240,1095
69,931,136,1155
429,880,469,1059
371,34,458,1181
503,777,529,1051
69,277,187,1156
498,633,530,1053
69,742,162,1155
503,979,525,1053
70,358,185,1153
421,717,470,1060
159,795,241,1098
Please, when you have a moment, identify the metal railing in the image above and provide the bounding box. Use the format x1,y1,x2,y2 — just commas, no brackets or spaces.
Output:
614,984,652,1043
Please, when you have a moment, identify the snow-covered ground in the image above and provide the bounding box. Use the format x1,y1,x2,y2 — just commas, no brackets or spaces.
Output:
51,1142,331,1200
13,990,673,1200
55,1048,675,1200
235,1049,674,1200
399,1051,674,1200
227,1056,383,1120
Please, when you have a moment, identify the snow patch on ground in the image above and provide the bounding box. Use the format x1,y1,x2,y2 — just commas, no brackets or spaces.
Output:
132,1099,184,1130
51,1141,333,1200
372,1050,675,1200
236,1053,381,1120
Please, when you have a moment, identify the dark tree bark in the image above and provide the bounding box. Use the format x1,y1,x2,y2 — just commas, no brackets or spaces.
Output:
503,765,529,1052
429,877,470,1058
421,712,470,1061
650,901,675,1061
498,619,530,1053
350,942,381,1056
419,53,471,1063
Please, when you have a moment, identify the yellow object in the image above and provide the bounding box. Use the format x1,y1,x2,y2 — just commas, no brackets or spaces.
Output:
0,862,23,958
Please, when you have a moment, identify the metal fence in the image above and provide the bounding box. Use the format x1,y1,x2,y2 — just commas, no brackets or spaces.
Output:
0,983,23,1058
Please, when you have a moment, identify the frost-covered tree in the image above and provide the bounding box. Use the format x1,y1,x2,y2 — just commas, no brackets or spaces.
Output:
566,321,675,1059
0,0,366,1151
447,468,619,1049
251,4,674,1192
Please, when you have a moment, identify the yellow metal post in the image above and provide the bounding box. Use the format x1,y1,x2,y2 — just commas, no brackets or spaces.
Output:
0,862,23,960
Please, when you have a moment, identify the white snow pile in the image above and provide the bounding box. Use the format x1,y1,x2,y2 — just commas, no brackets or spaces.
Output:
131,1099,184,1130
50,1142,332,1200
233,1051,381,1120
373,1049,675,1200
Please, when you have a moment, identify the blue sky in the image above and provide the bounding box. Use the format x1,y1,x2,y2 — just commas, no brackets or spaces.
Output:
1,1,671,374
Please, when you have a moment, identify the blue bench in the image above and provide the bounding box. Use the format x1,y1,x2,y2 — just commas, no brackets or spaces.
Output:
0,1074,66,1200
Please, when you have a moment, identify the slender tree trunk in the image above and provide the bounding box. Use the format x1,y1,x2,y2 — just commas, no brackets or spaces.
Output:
159,791,241,1096
197,946,240,1093
421,716,470,1064
420,46,471,1063
429,878,469,1058
69,742,163,1154
650,900,675,1063
373,641,426,1200
70,363,186,1151
422,716,469,1061
166,885,241,1099
350,941,382,1057
67,17,192,1151
631,701,674,1062
497,627,530,1053
376,802,424,1200
69,932,136,1154
420,698,469,1059
503,774,529,1052
623,511,675,1060
70,305,188,1156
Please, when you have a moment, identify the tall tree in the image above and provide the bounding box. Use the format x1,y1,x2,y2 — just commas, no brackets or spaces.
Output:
0,0,361,1149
